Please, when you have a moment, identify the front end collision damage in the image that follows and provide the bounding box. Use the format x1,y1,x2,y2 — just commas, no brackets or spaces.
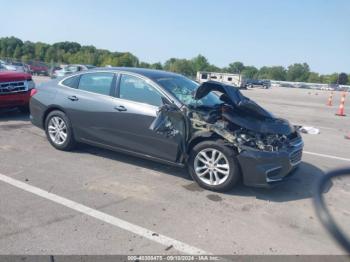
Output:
150,81,304,187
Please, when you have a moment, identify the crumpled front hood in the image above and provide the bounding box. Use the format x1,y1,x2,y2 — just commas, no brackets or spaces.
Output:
222,110,294,135
194,81,295,135
194,81,272,118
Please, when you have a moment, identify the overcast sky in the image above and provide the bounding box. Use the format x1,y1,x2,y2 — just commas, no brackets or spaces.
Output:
1,0,349,74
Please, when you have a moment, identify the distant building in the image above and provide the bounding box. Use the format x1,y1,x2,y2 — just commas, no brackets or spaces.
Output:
196,71,244,87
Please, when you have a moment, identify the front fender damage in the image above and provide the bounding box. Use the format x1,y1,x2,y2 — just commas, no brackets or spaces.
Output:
149,102,298,158
149,104,189,162
149,81,303,187
149,103,244,162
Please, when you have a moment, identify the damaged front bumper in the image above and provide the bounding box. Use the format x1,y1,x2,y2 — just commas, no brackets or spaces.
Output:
236,139,303,187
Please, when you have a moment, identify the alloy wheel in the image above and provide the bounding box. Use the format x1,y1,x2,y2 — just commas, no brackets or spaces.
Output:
194,148,230,186
48,116,67,145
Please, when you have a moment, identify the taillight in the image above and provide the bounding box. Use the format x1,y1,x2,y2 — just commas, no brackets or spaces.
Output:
30,88,38,97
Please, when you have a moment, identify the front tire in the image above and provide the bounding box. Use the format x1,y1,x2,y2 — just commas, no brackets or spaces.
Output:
188,140,241,192
45,110,76,151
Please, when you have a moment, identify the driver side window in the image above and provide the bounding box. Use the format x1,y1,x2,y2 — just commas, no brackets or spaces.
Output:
119,74,163,107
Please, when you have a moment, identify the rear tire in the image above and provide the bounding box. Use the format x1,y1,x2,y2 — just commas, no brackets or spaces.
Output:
188,140,241,192
45,110,76,151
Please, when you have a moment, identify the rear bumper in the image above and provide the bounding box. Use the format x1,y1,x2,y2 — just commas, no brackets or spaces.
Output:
237,140,303,188
29,97,46,129
0,91,30,108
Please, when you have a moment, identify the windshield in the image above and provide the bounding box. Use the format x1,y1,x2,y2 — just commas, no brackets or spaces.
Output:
155,76,222,107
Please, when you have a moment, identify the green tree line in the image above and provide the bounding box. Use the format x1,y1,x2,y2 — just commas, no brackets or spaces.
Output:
0,36,349,84
0,37,139,67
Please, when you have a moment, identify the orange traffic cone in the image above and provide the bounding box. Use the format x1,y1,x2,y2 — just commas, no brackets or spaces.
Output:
327,92,333,106
336,92,346,116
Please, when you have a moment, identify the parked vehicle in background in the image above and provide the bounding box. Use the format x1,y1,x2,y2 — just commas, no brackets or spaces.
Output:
320,86,335,91
0,63,7,71
0,71,35,112
9,61,29,73
49,66,62,78
52,64,96,78
245,79,271,89
0,60,30,73
30,68,303,192
335,85,349,92
28,61,49,76
196,71,245,89
0,61,16,71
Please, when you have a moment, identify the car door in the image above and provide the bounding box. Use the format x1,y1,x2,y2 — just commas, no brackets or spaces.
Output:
108,73,181,163
59,71,122,146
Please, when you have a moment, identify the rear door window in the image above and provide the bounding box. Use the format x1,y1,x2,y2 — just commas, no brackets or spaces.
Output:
77,72,115,96
62,75,80,89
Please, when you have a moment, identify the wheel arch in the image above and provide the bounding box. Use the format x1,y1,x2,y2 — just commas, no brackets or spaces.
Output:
186,131,220,154
42,105,68,129
186,131,240,158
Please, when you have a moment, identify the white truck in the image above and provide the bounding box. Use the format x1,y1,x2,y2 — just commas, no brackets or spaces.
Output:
196,71,244,88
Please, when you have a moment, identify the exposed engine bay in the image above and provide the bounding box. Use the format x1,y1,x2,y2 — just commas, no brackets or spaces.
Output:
150,80,303,187
189,104,295,153
150,80,300,156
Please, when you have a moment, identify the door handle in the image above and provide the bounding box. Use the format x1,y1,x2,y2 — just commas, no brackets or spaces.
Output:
114,105,127,112
67,95,79,101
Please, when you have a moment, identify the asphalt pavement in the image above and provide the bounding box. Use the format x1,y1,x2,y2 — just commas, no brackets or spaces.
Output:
0,82,349,255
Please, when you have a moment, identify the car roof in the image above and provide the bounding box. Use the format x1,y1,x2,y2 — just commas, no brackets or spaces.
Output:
91,67,181,80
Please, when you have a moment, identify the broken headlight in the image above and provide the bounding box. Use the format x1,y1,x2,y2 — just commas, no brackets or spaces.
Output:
235,130,288,152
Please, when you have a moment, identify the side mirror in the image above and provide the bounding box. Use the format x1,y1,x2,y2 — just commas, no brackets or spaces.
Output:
161,97,179,109
314,168,350,253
